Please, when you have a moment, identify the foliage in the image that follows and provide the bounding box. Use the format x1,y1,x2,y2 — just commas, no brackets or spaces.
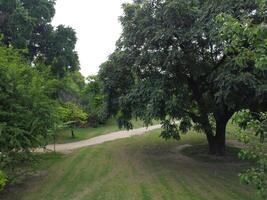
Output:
234,111,267,197
81,76,108,126
100,0,267,155
0,170,7,191
53,71,85,103
0,0,88,190
0,0,79,76
99,52,134,117
220,4,267,194
57,102,87,137
58,102,88,126
0,45,58,178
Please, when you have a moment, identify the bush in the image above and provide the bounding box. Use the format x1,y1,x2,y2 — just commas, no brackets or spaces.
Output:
0,170,7,191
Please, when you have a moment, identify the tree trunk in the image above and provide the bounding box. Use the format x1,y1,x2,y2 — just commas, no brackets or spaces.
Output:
71,129,75,138
214,119,227,156
206,119,227,156
206,134,216,155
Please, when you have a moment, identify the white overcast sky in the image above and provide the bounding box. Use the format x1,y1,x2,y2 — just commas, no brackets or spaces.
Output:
52,0,132,77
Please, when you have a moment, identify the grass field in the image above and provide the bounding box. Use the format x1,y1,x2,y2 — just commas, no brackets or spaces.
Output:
49,118,149,144
2,129,260,200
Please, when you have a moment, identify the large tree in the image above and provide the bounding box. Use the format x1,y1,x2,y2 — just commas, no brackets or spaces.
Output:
100,0,267,155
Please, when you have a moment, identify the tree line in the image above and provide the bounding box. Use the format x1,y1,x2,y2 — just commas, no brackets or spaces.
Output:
0,0,108,190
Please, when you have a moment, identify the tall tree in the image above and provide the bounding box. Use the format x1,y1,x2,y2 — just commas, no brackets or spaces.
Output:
100,0,267,155
0,0,79,76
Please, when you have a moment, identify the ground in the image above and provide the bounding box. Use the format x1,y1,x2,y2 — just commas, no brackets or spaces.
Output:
42,124,161,153
49,118,151,144
1,128,261,200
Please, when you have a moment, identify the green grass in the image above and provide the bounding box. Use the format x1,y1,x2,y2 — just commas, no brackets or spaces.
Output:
49,118,151,144
2,130,261,200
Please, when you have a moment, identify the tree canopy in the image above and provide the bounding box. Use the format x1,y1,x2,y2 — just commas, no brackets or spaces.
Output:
100,0,267,155
0,0,79,76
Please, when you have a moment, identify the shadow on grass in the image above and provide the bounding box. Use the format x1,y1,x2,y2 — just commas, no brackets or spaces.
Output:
181,144,242,163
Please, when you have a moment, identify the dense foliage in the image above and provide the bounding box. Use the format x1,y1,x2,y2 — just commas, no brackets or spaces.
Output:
0,46,57,152
0,170,7,191
0,45,60,184
234,111,267,197
0,0,79,77
82,76,108,126
100,0,267,155
58,102,88,138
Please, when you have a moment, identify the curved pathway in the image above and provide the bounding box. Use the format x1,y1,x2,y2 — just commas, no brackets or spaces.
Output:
39,124,161,153
37,124,244,155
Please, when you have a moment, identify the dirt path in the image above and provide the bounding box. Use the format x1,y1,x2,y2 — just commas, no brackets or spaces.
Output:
38,124,162,153
36,124,245,155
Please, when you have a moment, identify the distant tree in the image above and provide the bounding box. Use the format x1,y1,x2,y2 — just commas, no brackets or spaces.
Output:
34,25,80,77
100,0,267,155
58,102,87,138
99,53,134,118
81,76,108,126
55,71,85,103
0,0,79,76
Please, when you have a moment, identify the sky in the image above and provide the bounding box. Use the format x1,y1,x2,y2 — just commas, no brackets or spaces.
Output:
52,0,132,77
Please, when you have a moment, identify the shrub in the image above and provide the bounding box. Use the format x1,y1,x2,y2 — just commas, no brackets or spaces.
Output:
0,170,7,191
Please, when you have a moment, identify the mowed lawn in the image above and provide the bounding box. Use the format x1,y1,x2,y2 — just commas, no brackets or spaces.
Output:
3,130,260,200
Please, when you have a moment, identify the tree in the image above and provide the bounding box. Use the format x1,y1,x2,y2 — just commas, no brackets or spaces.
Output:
0,0,55,48
0,0,82,187
0,0,79,76
0,45,58,172
100,0,267,155
81,76,108,126
58,102,87,138
55,71,85,103
33,25,80,77
99,52,134,118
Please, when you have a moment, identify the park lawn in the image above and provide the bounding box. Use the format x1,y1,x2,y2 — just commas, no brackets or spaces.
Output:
3,130,261,200
49,118,150,144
